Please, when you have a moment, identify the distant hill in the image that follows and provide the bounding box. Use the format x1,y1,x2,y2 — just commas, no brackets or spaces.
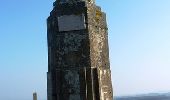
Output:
115,93,170,100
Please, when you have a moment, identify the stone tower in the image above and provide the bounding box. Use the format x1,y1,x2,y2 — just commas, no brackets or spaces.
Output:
47,0,113,100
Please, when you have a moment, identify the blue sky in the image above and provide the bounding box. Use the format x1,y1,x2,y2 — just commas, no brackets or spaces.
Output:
0,0,170,100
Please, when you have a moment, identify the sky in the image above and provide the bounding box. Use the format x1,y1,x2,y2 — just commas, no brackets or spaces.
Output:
0,0,170,100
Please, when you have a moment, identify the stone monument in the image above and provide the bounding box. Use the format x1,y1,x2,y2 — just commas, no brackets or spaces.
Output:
33,92,37,100
47,0,113,100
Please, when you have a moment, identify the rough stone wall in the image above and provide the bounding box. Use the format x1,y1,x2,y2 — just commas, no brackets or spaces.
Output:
98,68,113,100
47,2,90,100
47,1,113,100
87,4,109,69
87,4,113,100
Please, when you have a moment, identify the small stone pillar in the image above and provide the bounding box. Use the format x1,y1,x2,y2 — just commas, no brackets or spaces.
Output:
33,92,37,100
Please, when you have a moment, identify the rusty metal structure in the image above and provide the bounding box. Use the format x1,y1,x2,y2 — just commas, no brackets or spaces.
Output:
47,0,113,100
